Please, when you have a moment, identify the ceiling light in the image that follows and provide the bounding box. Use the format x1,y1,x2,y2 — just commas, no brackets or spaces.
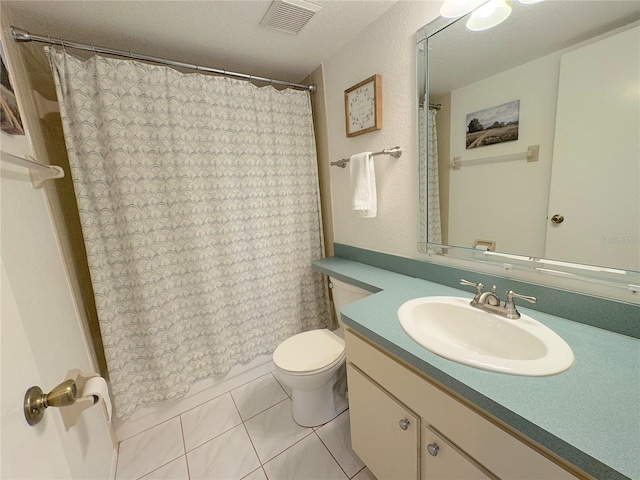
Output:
440,0,489,18
466,0,512,31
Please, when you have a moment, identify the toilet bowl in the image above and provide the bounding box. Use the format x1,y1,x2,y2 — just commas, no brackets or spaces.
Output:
273,277,371,427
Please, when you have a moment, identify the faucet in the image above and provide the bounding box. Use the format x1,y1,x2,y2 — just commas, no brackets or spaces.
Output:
460,279,536,319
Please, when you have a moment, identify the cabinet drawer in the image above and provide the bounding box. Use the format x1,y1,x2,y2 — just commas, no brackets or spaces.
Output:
345,329,578,480
347,364,420,480
422,426,494,480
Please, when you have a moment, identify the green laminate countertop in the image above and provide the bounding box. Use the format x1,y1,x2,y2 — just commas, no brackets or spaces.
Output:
313,257,640,480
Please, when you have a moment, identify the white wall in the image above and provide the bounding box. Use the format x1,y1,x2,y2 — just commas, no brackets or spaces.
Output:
324,1,442,258
448,52,561,256
0,16,116,479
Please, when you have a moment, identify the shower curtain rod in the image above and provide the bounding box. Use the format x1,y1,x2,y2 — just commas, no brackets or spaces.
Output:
10,26,316,93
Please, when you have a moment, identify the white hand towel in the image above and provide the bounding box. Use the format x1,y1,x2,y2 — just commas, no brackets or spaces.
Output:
350,152,377,218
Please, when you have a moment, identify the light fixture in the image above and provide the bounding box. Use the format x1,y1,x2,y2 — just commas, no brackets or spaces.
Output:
466,0,512,31
439,0,489,18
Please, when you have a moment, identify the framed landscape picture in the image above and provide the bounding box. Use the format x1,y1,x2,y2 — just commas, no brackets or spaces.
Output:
466,100,519,149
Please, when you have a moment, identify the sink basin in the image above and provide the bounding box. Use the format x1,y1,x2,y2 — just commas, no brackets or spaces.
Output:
397,296,574,376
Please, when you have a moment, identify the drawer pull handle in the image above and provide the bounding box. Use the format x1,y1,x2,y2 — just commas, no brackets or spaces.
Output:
427,443,439,456
398,418,410,430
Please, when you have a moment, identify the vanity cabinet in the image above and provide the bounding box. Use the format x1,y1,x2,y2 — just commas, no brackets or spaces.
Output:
345,328,579,480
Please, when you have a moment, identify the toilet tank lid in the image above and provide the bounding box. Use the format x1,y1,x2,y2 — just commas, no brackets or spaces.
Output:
329,277,373,295
274,329,345,373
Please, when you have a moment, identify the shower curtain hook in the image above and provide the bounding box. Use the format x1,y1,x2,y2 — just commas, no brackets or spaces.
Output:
163,57,168,66
59,37,66,53
91,44,97,57
128,50,133,60
288,81,292,90
195,62,199,72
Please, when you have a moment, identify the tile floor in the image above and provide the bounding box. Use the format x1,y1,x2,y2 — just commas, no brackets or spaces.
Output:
115,371,377,480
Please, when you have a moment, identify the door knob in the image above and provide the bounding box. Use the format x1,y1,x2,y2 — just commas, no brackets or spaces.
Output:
551,214,564,224
24,379,77,426
398,418,410,430
427,443,439,456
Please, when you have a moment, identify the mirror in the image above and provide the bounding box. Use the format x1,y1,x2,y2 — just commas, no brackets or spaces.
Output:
418,1,640,280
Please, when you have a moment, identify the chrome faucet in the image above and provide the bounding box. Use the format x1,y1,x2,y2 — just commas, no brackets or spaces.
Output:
460,279,537,319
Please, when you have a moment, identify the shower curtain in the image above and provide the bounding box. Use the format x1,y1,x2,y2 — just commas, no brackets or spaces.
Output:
418,106,442,246
426,108,442,245
47,49,329,419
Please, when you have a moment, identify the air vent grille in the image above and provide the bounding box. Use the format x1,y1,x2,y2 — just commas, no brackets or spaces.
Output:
260,0,321,35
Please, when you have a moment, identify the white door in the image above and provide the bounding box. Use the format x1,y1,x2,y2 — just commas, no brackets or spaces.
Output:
545,26,640,271
1,263,74,479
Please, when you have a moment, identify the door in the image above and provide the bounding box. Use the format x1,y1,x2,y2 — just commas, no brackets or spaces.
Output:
545,26,640,271
421,426,494,480
347,364,420,480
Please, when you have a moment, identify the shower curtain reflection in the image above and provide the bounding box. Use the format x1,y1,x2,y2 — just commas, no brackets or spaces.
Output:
47,49,329,419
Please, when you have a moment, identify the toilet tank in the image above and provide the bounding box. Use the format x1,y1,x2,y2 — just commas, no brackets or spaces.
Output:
329,277,372,336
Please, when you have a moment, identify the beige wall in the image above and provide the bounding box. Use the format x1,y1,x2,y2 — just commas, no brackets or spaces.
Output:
1,7,115,478
303,65,334,258
323,1,441,259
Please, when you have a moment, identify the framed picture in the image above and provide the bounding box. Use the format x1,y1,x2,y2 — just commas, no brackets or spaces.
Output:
344,74,382,137
0,40,25,136
466,100,519,149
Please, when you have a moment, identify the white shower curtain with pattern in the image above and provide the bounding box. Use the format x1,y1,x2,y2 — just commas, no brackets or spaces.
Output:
47,49,329,419
426,108,442,245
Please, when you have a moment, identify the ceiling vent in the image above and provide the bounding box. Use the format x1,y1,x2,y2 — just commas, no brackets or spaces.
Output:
260,0,322,35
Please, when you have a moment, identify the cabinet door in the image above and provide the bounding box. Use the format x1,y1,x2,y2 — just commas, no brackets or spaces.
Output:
347,364,420,480
422,426,495,480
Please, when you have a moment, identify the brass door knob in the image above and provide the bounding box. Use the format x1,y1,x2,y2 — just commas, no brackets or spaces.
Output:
24,379,77,426
551,214,564,224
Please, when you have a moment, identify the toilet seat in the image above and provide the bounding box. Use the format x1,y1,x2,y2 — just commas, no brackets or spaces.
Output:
273,329,345,375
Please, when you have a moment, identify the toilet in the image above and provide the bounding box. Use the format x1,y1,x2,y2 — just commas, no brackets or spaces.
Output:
273,276,371,427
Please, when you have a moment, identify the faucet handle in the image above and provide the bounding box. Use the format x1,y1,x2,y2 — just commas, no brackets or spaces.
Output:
504,291,537,319
460,279,483,305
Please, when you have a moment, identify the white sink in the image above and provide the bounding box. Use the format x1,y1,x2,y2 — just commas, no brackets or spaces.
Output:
397,296,574,376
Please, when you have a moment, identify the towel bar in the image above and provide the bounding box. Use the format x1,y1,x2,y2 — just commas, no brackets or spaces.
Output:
331,146,402,168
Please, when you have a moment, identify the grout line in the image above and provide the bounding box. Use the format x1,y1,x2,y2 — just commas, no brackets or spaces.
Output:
133,456,186,480
314,430,350,479
259,429,316,468
238,395,290,424
177,415,192,479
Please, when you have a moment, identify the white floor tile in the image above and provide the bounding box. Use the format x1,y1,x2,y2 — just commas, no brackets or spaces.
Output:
351,467,377,480
116,417,184,480
263,433,348,480
316,411,364,478
187,424,260,480
244,399,312,463
241,467,268,480
231,373,288,420
181,392,242,451
139,456,189,480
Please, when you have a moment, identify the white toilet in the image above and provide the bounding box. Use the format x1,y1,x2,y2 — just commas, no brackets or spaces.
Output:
273,276,371,427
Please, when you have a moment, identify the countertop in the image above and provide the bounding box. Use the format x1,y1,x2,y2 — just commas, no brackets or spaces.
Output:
313,257,640,480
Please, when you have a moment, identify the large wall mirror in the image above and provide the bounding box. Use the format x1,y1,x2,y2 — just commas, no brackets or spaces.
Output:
417,1,640,289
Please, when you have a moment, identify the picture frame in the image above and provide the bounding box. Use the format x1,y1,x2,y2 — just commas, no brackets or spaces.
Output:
344,74,382,137
465,100,519,149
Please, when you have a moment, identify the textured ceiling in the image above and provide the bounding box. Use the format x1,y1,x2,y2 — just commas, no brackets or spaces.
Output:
3,0,398,83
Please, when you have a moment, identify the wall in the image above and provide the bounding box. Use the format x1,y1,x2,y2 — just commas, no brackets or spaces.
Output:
0,8,116,479
324,1,442,259
447,52,560,256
